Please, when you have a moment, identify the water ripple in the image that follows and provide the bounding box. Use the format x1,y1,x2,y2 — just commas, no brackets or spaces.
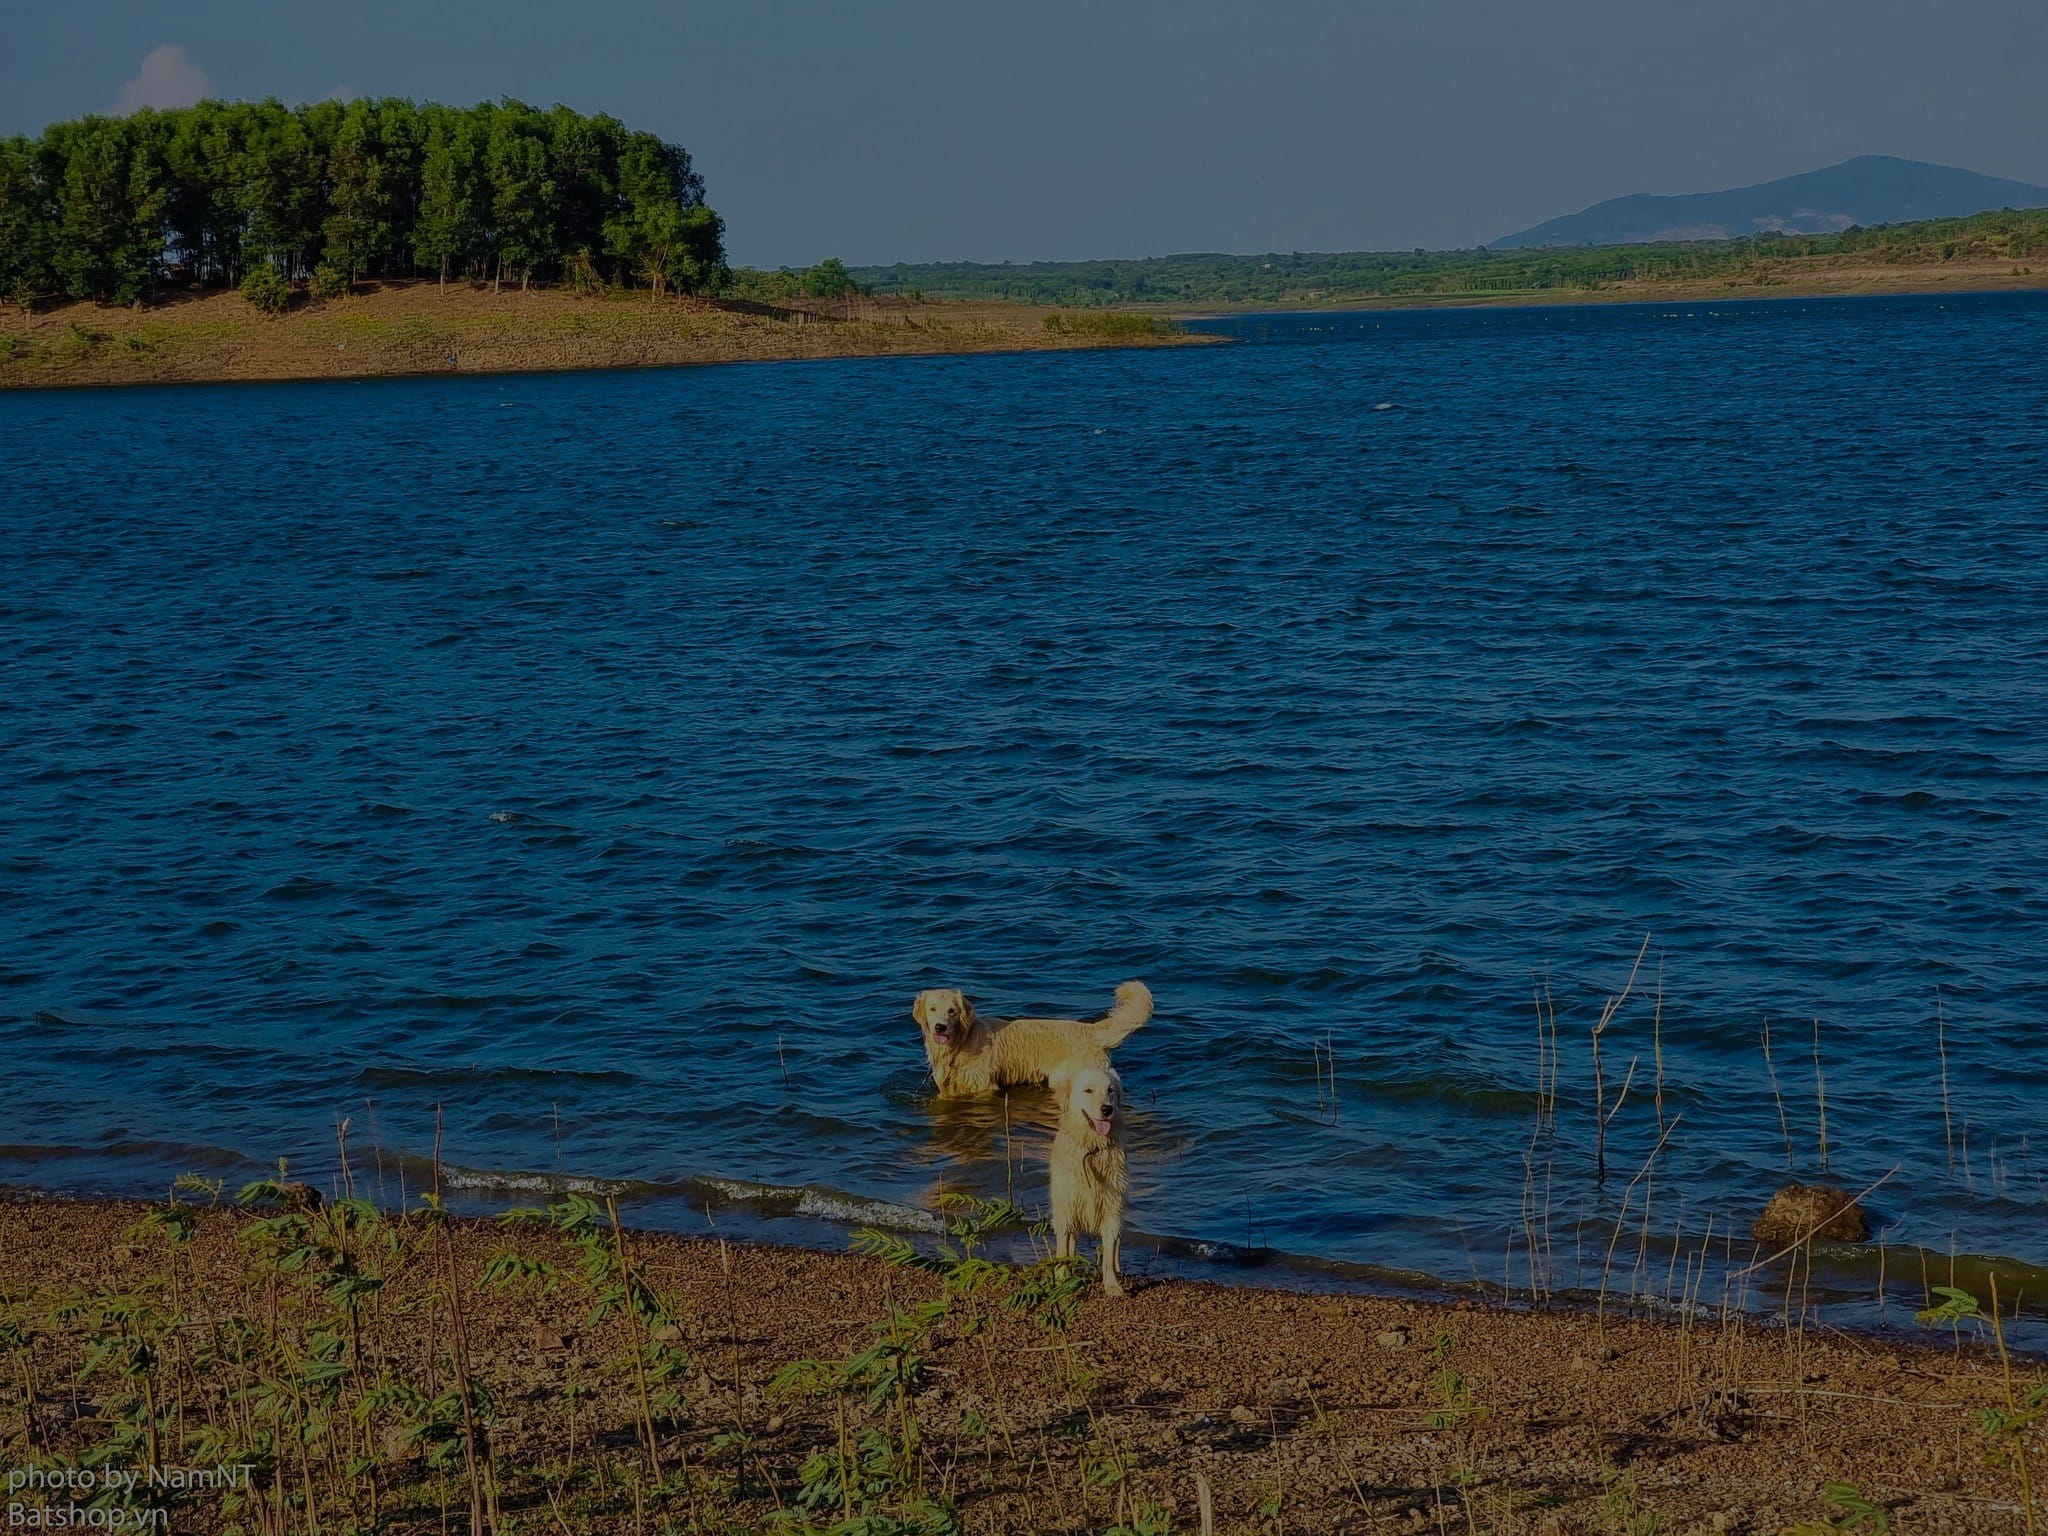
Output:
3,293,2047,1309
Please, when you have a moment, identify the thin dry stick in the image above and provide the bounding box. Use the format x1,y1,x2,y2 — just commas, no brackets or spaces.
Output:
1605,1055,1640,1130
1597,1114,1683,1320
1003,1092,1014,1207
1937,990,1956,1173
335,1116,356,1202
604,1196,666,1481
1523,1003,1551,1299
1541,977,1560,1129
1591,934,1652,1183
1761,1017,1794,1169
1732,1166,1902,1279
437,1213,491,1536
1987,1273,2039,1536
1653,962,1667,1136
1811,1019,1830,1175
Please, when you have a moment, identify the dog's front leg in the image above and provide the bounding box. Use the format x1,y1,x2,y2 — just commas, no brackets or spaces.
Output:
1099,1217,1124,1297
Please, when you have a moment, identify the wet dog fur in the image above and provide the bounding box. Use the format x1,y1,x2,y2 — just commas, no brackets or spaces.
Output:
909,980,1151,1097
1048,1062,1127,1296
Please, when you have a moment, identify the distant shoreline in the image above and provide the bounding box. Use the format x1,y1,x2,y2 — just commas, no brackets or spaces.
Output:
1159,258,2048,317
0,281,1204,392
5,262,2042,392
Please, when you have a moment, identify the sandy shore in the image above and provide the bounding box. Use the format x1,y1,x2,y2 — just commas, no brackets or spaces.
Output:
0,283,1199,391
1,1192,2038,1534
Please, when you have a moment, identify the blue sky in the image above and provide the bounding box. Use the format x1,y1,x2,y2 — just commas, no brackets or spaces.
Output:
7,0,2046,267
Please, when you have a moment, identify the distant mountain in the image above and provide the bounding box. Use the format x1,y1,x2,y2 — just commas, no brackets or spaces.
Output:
1491,155,2048,249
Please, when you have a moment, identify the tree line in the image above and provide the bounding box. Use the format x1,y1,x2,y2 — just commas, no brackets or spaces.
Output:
0,97,727,307
849,205,2048,307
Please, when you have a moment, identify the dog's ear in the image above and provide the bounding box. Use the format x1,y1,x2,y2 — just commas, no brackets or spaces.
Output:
957,995,976,1029
1047,1060,1079,1097
911,993,929,1028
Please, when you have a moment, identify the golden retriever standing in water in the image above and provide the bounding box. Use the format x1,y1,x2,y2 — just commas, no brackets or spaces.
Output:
1049,1062,1128,1296
910,980,1152,1096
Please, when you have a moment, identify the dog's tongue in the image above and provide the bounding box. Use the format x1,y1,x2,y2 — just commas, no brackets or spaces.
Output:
1090,1116,1113,1137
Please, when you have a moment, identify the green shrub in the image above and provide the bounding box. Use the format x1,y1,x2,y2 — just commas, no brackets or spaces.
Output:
308,263,351,300
803,256,855,298
240,264,294,314
1043,310,1178,339
562,248,603,295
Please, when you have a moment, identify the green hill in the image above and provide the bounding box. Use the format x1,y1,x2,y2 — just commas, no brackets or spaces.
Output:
1492,155,2048,248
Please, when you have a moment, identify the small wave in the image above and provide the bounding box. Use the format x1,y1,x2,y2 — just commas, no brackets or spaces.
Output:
1350,1072,1539,1116
487,810,574,830
264,876,339,901
434,1163,640,1198
695,1177,945,1233
32,1009,132,1028
368,1161,944,1233
353,1064,639,1089
0,1139,251,1171
724,837,828,859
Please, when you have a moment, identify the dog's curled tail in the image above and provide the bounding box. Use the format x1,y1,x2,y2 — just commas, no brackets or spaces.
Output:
1092,980,1153,1049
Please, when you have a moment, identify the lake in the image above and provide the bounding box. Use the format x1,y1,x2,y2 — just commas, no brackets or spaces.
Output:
5,292,2046,1334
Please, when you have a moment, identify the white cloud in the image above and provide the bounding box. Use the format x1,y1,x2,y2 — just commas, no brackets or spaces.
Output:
112,45,215,115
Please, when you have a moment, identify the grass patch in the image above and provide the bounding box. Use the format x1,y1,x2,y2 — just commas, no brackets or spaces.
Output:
1043,311,1181,340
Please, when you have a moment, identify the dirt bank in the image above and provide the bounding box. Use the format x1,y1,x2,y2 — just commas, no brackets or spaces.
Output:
0,1192,2038,1534
0,282,1200,391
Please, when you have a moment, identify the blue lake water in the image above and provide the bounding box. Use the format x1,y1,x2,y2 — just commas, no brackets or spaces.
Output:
4,292,2046,1332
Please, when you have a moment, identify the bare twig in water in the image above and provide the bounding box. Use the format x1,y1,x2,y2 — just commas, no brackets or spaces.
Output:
1604,1055,1640,1130
1937,989,1956,1173
1598,1113,1683,1320
1761,1017,1794,1170
1732,1166,1901,1279
1591,934,1651,1182
1653,963,1667,1136
1811,1019,1830,1175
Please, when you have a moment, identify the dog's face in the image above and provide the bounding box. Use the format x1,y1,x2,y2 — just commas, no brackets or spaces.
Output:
1062,1065,1123,1139
912,989,977,1054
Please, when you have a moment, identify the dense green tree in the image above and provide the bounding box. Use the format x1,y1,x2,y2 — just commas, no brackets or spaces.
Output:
322,101,389,282
45,116,164,303
803,256,854,298
607,131,721,297
242,104,324,276
0,135,57,304
486,105,557,290
0,96,722,306
414,114,483,289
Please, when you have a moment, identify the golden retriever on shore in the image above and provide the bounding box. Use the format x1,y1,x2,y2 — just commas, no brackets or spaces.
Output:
1048,1062,1128,1296
910,980,1152,1097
